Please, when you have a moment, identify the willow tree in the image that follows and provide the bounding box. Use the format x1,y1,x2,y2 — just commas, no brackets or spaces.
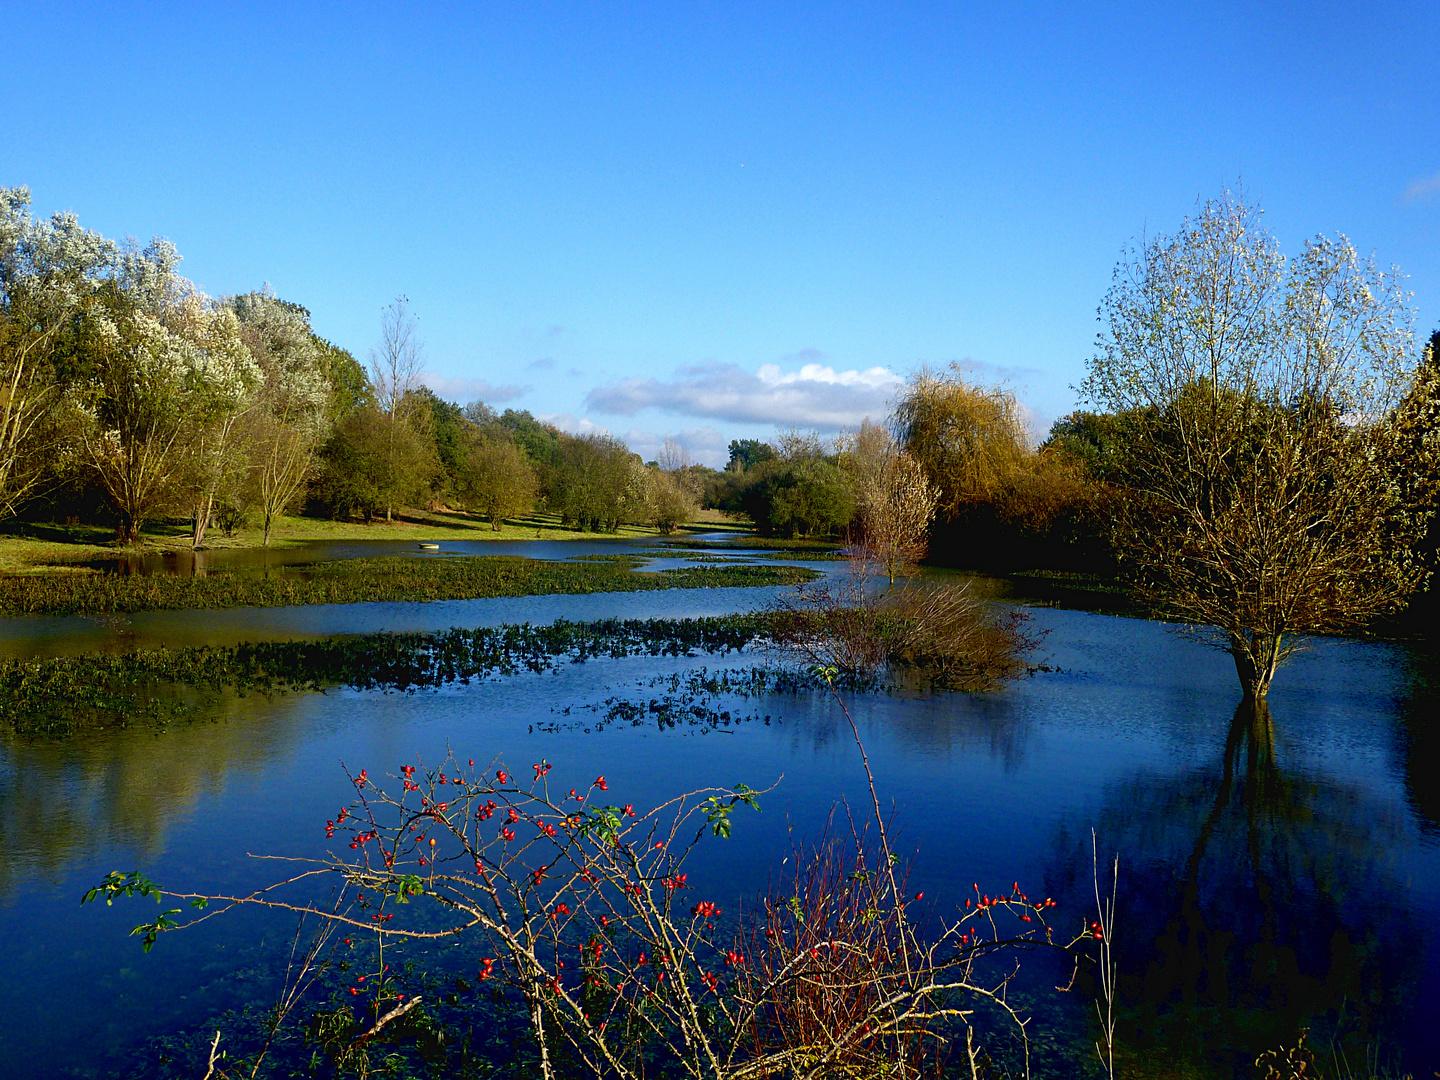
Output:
227,292,331,545
892,366,1029,520
1082,190,1432,700
0,187,114,518
75,240,257,542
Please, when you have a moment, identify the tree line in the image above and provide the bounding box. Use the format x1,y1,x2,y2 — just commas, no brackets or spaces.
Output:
8,183,1440,698
0,187,701,544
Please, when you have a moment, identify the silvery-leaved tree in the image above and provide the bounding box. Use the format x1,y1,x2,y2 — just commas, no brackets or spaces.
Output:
0,187,114,519
1082,189,1437,700
74,239,259,543
226,291,331,545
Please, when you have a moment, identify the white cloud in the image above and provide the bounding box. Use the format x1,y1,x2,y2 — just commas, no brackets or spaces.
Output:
538,413,612,437
621,426,729,467
1403,171,1440,203
422,374,530,404
537,416,730,466
956,357,1045,383
526,357,556,371
585,358,903,431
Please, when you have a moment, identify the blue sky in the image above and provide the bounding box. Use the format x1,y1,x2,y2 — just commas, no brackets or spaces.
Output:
6,2,1438,465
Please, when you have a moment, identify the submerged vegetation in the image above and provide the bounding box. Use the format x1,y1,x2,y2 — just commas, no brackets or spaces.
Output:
0,556,817,617
0,615,768,732
2,587,1034,733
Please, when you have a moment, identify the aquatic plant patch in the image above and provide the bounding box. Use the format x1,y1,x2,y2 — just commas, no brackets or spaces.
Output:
0,556,818,617
0,615,773,733
663,538,845,561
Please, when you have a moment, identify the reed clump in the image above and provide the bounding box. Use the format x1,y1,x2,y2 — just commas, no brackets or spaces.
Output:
768,563,1042,690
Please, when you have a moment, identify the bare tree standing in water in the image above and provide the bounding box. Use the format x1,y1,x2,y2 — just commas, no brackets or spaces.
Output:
1083,189,1435,700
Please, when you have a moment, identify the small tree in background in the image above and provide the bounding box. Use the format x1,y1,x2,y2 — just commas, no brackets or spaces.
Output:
225,291,333,546
843,422,939,585
455,433,538,529
892,366,1030,521
549,433,636,531
648,469,699,534
1083,189,1436,700
369,298,427,523
315,406,436,522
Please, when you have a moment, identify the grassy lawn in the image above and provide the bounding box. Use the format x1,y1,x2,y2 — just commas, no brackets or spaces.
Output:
0,509,752,575
662,534,843,557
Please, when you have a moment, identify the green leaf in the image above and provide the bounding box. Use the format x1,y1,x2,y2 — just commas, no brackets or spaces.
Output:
131,910,182,953
82,870,163,908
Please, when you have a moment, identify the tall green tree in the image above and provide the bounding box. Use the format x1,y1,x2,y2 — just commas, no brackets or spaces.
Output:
315,336,372,419
414,386,468,495
499,409,562,469
726,438,776,472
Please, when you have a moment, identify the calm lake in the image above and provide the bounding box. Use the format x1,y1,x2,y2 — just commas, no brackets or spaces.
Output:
1,550,1436,1078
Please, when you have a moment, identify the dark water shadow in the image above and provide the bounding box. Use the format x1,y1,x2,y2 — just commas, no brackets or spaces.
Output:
1046,698,1436,1077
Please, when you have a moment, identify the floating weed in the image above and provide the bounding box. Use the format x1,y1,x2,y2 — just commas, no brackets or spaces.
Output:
0,615,774,734
0,556,818,617
534,664,883,735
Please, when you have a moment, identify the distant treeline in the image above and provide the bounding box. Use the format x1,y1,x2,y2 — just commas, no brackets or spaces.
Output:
7,183,1437,594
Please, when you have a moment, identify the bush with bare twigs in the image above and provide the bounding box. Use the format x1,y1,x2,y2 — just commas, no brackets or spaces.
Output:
768,560,1042,690
88,695,1087,1079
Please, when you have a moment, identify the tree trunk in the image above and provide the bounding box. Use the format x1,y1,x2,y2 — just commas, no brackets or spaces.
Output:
1229,630,1282,700
263,509,273,547
192,492,213,550
118,508,142,544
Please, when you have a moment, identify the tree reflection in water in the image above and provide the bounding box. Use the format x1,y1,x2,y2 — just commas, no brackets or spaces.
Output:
0,687,303,892
1398,642,1440,838
1048,699,1431,1077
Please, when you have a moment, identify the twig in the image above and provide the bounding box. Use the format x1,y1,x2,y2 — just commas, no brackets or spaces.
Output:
1092,829,1118,1080
200,1030,222,1080
352,995,423,1046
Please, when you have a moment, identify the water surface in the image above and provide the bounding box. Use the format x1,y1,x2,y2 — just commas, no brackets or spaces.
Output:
1,578,1436,1077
